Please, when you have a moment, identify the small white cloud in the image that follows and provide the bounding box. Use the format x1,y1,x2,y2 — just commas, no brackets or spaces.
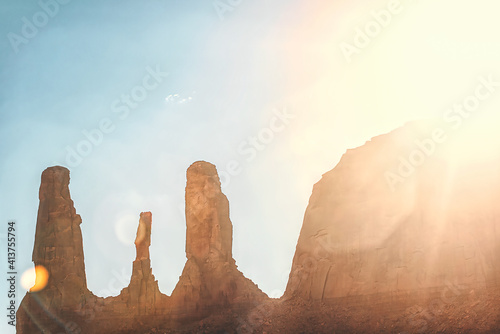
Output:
165,93,194,105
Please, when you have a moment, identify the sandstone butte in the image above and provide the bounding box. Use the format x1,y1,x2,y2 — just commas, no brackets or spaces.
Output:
17,121,500,333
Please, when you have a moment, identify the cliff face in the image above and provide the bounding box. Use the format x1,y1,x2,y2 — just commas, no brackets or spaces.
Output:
285,121,500,300
170,161,267,315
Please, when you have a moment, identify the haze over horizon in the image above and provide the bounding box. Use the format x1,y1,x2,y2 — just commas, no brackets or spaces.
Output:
2,2,500,333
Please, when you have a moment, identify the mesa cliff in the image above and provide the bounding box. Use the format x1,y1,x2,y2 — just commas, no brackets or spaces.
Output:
285,121,500,301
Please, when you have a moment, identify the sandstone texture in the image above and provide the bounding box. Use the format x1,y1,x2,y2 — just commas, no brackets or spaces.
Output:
17,166,95,334
16,121,500,333
135,211,152,261
285,120,500,303
170,161,268,316
110,211,168,317
17,162,267,333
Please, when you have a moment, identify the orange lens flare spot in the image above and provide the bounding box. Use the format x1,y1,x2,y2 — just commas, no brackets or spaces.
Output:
21,265,49,292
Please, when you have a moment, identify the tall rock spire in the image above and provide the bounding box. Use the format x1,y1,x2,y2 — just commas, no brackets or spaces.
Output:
32,166,87,289
135,211,152,261
185,160,233,263
116,211,167,315
18,166,92,333
171,161,267,316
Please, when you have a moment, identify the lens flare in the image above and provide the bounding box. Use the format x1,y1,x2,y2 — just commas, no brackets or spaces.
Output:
21,265,49,292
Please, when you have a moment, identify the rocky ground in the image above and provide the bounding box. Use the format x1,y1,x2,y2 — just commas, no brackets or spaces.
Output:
139,287,500,334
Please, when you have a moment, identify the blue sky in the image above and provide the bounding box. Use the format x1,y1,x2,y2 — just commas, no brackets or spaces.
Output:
0,0,310,306
2,1,500,332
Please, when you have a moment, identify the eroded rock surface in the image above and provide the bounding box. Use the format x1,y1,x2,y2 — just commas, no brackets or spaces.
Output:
285,120,500,301
170,161,267,316
19,131,500,333
135,211,152,261
17,163,267,333
17,166,95,333
110,211,168,317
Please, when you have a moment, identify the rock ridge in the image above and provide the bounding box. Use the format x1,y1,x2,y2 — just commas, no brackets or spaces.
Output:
17,162,267,333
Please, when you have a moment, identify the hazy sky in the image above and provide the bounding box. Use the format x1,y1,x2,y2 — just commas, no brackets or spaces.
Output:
2,1,500,332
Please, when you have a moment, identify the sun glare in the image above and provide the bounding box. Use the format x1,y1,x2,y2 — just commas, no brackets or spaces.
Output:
21,265,49,292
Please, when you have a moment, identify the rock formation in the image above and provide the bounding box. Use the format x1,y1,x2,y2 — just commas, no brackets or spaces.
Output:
170,161,267,316
135,211,152,261
285,120,500,301
17,166,95,333
16,123,500,333
111,211,168,317
17,162,267,333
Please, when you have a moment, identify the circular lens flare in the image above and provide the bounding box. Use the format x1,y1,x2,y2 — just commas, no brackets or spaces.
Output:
21,265,49,292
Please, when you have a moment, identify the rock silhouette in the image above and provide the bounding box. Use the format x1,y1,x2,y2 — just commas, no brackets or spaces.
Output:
285,121,500,301
17,161,267,333
111,211,168,317
16,124,500,333
170,162,267,316
17,166,94,333
134,211,152,261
